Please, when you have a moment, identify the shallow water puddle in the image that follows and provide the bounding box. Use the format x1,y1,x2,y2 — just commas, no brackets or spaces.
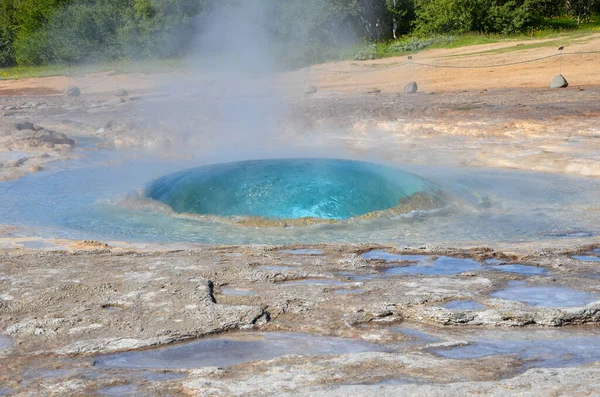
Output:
442,300,486,310
490,281,597,307
94,332,388,370
384,257,482,276
0,335,12,353
220,287,258,297
361,251,428,262
572,255,600,262
362,250,482,276
430,327,600,369
491,264,547,275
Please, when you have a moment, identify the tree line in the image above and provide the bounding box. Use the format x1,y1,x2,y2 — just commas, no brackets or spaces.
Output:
0,0,597,68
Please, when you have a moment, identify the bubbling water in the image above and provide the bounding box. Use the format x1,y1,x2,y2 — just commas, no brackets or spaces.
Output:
145,159,445,221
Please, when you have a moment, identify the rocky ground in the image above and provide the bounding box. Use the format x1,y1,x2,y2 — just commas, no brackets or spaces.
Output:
1,243,600,395
1,37,600,396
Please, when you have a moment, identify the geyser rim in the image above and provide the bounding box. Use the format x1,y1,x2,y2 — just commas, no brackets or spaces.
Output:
138,158,456,226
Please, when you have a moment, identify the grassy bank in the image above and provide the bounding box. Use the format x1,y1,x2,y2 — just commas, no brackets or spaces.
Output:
0,59,184,81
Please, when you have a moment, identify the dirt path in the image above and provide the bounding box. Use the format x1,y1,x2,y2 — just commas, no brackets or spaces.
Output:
307,33,600,93
1,33,599,96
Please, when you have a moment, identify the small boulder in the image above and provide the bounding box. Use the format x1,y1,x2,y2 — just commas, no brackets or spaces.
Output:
114,89,129,97
404,81,418,94
64,86,81,97
366,88,381,94
550,74,568,89
15,122,43,131
304,85,318,95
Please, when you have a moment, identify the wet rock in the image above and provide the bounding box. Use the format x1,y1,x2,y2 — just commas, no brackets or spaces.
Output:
12,130,75,150
0,157,28,169
65,86,81,97
550,74,568,89
404,81,418,93
304,86,318,95
114,89,129,97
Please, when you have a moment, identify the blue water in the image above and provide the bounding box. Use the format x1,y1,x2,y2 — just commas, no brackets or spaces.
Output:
361,251,428,263
1,147,600,245
491,264,548,275
383,256,482,276
145,159,440,220
432,329,600,369
573,255,600,262
94,332,388,369
491,281,597,307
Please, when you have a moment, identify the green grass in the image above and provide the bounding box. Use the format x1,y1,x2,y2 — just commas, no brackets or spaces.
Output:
362,14,600,60
0,58,184,80
2,14,599,79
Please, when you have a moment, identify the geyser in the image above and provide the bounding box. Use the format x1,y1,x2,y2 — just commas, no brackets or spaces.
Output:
145,159,443,221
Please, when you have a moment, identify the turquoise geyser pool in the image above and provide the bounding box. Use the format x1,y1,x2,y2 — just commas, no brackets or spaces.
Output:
145,159,444,222
2,148,600,246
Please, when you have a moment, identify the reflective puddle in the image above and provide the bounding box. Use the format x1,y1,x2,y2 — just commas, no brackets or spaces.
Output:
94,332,388,369
431,327,600,369
572,255,600,262
362,250,482,276
384,257,482,276
491,264,547,275
490,281,597,307
361,251,428,263
220,287,258,297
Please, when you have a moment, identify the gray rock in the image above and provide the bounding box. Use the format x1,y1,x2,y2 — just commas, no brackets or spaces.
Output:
304,86,318,95
404,81,418,93
366,88,381,94
15,122,43,131
65,86,81,97
550,74,568,89
12,130,75,149
114,89,129,97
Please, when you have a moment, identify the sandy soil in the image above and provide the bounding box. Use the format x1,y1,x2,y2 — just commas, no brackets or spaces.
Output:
2,33,599,96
